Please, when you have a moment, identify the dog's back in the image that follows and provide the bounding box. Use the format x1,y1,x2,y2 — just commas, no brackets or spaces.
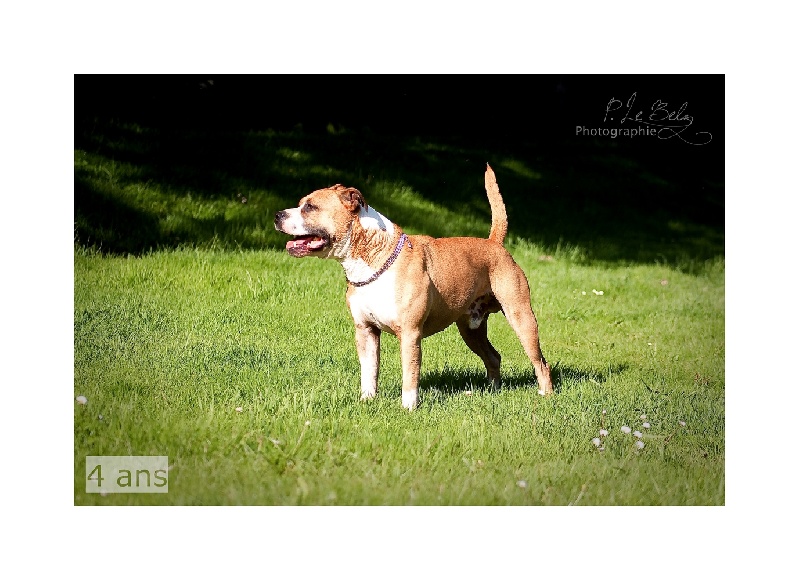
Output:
401,164,515,323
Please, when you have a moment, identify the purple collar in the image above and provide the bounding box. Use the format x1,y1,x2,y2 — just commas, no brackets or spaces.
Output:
347,233,412,287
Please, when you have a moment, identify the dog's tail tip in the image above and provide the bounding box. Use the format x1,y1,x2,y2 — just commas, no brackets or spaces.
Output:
485,163,508,245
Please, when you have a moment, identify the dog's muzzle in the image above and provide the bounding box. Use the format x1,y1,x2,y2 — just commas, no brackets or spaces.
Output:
274,210,330,257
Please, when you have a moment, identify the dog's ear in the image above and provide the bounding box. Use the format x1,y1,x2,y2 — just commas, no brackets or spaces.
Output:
339,187,365,213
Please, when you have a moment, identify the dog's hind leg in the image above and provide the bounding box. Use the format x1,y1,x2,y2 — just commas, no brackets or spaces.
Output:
504,306,553,395
491,266,554,395
456,318,501,389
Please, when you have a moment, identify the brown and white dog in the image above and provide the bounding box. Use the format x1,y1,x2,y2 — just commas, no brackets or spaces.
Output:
274,164,553,410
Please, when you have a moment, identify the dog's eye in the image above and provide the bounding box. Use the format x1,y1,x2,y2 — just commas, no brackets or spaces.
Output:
302,202,317,213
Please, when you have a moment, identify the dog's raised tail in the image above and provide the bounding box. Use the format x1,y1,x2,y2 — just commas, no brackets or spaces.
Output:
485,163,508,245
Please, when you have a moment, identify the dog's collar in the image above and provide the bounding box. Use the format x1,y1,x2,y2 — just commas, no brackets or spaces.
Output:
347,233,412,287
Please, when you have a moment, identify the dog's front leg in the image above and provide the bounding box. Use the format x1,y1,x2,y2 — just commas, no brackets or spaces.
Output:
398,330,422,410
355,324,380,400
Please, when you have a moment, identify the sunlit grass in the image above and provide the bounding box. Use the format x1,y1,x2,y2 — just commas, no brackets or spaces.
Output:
74,117,723,505
74,245,724,505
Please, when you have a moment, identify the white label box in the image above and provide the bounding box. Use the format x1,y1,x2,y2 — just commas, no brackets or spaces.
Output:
85,456,169,494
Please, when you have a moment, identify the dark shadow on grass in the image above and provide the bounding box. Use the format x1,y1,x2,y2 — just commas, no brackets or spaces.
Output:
550,362,630,390
418,362,629,400
75,175,162,254
75,75,724,267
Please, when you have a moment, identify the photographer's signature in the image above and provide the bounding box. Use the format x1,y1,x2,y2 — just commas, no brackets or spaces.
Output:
604,92,712,145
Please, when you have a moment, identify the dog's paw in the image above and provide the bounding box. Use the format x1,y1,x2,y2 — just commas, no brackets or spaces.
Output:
360,389,377,401
401,389,418,410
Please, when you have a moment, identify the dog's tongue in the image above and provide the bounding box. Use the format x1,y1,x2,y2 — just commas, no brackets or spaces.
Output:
286,235,325,256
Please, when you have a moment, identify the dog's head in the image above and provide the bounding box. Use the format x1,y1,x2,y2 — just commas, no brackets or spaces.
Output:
274,185,365,258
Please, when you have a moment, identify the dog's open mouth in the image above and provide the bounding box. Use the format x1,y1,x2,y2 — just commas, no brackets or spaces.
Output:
286,235,329,257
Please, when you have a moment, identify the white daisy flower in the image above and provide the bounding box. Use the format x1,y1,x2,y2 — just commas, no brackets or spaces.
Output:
635,440,645,449
592,438,601,447
599,429,609,437
76,395,88,405
633,431,642,438
621,425,632,434
642,422,651,429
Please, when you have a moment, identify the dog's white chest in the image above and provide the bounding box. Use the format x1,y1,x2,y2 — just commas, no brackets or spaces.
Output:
348,270,399,332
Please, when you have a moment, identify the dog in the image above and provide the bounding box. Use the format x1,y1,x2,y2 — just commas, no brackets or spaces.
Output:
274,164,553,410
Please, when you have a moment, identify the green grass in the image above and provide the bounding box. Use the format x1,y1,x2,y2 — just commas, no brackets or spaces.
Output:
74,116,724,505
74,244,724,505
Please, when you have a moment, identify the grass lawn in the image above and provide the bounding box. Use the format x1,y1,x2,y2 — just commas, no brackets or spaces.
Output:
74,108,724,505
74,243,724,505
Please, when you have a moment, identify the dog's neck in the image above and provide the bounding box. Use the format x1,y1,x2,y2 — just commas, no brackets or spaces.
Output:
358,205,395,237
332,205,400,282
